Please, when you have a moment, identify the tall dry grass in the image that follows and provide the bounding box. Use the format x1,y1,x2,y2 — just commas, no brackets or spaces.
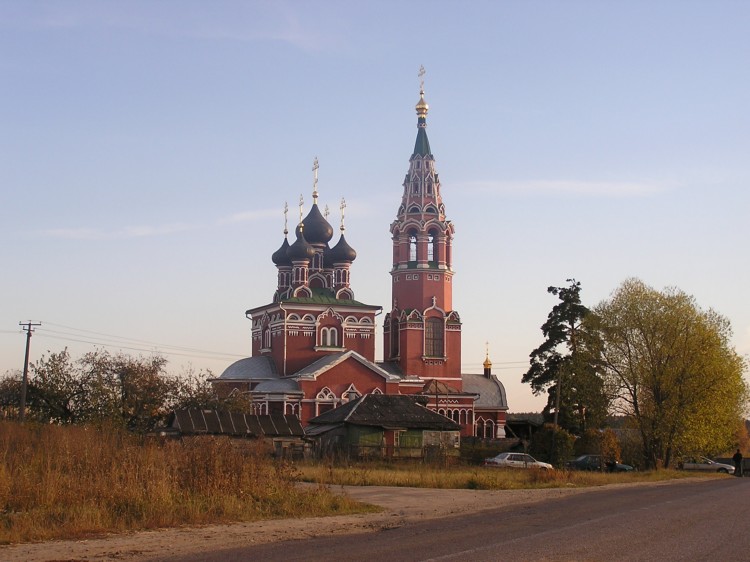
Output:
0,422,369,544
296,461,705,490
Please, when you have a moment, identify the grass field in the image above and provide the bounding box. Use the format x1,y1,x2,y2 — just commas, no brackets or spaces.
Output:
0,422,369,544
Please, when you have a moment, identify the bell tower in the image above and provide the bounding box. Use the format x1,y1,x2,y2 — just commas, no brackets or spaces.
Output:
384,69,462,387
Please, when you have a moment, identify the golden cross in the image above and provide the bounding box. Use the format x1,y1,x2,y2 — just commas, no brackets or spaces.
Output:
312,157,319,203
418,65,426,92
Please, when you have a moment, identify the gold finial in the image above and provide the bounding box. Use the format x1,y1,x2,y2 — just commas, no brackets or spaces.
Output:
283,201,289,235
416,65,429,119
312,157,319,204
483,341,492,369
340,197,347,232
298,194,304,226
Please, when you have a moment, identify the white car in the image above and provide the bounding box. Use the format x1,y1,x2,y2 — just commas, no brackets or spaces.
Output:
483,452,553,470
678,456,735,474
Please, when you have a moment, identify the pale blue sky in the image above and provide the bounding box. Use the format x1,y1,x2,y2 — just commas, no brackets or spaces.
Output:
1,1,748,412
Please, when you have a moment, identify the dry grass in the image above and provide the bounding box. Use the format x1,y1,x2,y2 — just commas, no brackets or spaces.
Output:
295,461,710,490
0,422,371,544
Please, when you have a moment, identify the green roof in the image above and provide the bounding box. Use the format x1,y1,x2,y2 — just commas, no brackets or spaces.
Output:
413,127,432,156
281,287,377,309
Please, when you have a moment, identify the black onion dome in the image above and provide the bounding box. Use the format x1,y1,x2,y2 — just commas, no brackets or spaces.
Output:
328,234,357,263
295,203,333,245
287,230,315,261
271,237,292,266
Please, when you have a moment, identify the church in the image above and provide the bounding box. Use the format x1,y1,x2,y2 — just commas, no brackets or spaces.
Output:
212,81,508,438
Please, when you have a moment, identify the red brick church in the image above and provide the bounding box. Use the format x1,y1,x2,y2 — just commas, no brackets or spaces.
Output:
213,82,507,438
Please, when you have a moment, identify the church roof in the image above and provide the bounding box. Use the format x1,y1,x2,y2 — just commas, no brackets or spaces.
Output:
462,373,508,410
292,350,400,382
278,287,377,309
307,394,460,431
413,127,431,157
216,356,278,380
253,378,301,393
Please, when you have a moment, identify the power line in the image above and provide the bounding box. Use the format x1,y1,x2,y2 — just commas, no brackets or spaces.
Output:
35,321,246,358
40,321,241,356
33,332,244,362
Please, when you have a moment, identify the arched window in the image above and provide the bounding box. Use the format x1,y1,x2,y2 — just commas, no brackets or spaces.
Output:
427,233,434,261
408,233,417,262
263,328,271,349
320,326,338,347
316,387,337,415
390,318,399,358
425,318,444,357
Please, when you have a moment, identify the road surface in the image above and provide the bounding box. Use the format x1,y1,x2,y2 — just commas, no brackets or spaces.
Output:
164,477,749,562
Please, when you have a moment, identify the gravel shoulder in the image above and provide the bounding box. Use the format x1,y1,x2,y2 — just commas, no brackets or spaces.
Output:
0,480,696,562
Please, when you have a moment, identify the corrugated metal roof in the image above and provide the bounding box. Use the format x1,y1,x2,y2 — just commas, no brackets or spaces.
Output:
170,409,304,437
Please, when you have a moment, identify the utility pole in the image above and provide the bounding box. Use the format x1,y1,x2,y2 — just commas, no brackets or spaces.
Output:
19,321,41,422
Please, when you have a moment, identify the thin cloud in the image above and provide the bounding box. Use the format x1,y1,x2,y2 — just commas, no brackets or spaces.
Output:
218,208,280,225
39,208,281,240
459,180,675,198
40,223,194,240
2,2,339,51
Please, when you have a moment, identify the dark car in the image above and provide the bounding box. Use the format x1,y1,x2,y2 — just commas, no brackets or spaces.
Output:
566,454,634,472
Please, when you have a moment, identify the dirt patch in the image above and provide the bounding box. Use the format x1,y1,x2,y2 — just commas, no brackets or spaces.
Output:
0,481,685,561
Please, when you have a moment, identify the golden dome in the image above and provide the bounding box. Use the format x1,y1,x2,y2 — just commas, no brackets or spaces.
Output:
483,355,492,369
416,89,429,118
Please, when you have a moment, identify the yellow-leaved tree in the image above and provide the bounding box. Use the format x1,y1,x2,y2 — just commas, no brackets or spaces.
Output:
593,278,748,469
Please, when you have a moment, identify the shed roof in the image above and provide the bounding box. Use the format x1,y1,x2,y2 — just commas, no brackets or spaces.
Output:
169,409,304,438
307,394,459,431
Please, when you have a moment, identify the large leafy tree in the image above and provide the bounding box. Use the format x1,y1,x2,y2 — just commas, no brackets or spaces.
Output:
522,279,607,434
29,349,90,424
594,278,748,469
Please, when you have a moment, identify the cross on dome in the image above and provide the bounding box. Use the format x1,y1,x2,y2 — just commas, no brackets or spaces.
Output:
312,157,319,204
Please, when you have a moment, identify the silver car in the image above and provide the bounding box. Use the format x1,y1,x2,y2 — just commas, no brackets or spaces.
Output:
679,456,735,474
483,452,553,470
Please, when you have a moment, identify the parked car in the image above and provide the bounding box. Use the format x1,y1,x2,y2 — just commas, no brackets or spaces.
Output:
483,452,553,470
566,454,634,472
678,456,735,474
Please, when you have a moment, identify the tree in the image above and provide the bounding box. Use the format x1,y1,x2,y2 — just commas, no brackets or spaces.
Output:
0,370,22,418
522,279,608,434
528,425,575,467
593,278,748,469
79,350,172,432
28,349,89,424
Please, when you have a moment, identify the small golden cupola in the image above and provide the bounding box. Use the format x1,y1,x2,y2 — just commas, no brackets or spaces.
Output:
483,345,492,378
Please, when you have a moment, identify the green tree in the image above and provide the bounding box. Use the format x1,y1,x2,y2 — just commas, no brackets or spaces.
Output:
593,278,749,469
28,349,89,424
528,425,575,467
522,279,608,434
79,350,172,432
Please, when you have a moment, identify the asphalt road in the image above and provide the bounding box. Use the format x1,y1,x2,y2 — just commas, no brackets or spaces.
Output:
164,477,749,562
